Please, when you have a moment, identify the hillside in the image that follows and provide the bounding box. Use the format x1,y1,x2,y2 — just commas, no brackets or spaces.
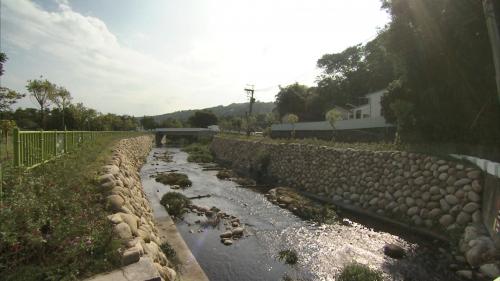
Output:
151,101,275,122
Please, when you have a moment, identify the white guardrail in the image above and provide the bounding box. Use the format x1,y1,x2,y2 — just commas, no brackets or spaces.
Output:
451,154,500,178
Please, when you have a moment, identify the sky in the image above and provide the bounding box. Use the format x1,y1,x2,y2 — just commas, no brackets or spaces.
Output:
0,0,390,116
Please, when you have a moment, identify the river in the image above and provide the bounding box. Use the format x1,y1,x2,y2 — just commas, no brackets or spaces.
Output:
140,146,463,281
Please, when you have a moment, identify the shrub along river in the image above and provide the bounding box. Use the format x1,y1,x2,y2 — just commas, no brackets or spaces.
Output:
140,146,464,281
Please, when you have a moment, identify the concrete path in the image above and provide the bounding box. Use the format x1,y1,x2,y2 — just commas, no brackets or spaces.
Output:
83,257,161,281
156,215,210,281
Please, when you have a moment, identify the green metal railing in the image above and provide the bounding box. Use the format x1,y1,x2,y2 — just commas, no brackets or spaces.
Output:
11,128,131,168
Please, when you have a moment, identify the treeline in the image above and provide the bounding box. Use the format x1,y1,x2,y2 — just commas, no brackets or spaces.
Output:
140,109,278,133
0,53,138,131
1,106,138,131
275,0,500,146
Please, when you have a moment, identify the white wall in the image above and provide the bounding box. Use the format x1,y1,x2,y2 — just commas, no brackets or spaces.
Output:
368,90,384,117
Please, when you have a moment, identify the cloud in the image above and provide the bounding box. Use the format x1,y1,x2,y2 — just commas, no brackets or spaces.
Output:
0,0,389,116
1,0,191,115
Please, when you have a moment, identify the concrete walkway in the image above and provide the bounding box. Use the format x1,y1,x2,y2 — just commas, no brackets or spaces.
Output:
83,257,161,281
156,215,210,281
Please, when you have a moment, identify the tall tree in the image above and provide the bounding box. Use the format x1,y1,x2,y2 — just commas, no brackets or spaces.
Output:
51,86,72,130
274,83,309,119
187,110,218,128
0,53,24,117
26,78,55,129
140,116,157,130
380,0,500,145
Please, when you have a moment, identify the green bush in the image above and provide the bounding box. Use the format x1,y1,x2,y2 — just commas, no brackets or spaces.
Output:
160,192,191,218
293,205,338,225
337,263,383,281
159,241,181,270
182,143,213,163
0,135,129,280
155,172,192,188
278,249,298,265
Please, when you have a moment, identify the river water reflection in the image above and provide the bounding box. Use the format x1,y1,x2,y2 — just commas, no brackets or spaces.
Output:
140,147,461,281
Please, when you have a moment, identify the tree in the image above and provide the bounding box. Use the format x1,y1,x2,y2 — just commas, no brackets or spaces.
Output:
282,113,299,139
187,110,218,128
275,83,309,119
380,0,500,145
325,108,342,128
0,52,6,77
140,116,157,130
0,53,24,117
26,78,56,129
159,118,182,128
51,86,72,130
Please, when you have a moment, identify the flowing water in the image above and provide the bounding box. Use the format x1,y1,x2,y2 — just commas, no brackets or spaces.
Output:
140,146,463,281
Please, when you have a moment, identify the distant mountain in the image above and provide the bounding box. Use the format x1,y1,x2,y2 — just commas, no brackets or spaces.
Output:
151,101,275,122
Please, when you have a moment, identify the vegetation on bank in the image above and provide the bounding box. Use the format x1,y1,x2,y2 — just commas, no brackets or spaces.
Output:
278,249,298,265
160,192,191,218
0,135,132,281
182,143,213,163
337,263,384,281
159,242,181,270
155,172,192,188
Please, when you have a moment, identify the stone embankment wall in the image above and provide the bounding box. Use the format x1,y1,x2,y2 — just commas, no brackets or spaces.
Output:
211,137,499,275
99,136,176,281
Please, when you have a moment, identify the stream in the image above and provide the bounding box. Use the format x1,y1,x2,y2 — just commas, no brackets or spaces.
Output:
140,146,464,281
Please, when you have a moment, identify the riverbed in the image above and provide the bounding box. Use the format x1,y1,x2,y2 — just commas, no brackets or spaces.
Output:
140,146,463,281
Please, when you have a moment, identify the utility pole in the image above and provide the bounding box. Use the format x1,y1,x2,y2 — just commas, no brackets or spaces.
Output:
483,0,500,101
244,85,255,136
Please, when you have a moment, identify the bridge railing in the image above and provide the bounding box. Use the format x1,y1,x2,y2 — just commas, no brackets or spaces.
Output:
11,129,133,168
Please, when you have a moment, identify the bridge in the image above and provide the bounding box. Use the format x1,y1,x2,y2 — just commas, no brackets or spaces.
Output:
153,127,218,145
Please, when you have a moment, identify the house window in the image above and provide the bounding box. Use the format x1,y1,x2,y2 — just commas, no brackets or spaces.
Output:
355,110,362,119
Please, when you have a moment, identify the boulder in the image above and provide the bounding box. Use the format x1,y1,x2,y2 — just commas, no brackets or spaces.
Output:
456,212,471,225
114,222,133,240
232,227,244,236
407,206,419,216
122,246,141,265
479,263,500,279
278,196,294,205
220,231,232,238
107,195,125,212
439,214,454,227
454,178,471,186
463,202,479,213
466,170,481,180
456,270,473,280
383,244,405,259
444,195,458,205
467,191,481,202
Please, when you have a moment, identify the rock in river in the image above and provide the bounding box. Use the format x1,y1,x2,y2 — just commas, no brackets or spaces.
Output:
220,231,232,238
232,227,244,236
383,244,405,259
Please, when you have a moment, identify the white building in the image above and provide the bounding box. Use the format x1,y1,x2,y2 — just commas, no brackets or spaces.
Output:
347,89,384,120
271,89,393,132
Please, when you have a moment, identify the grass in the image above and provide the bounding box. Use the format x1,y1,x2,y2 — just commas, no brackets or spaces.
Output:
159,242,181,270
0,135,13,164
293,205,338,225
0,134,136,281
337,263,384,281
278,249,298,265
155,172,192,188
182,143,213,163
160,192,191,218
216,170,232,179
